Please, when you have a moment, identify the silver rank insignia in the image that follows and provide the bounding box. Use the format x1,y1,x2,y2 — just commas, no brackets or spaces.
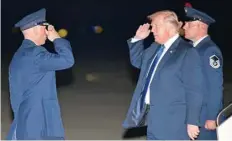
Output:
210,55,220,69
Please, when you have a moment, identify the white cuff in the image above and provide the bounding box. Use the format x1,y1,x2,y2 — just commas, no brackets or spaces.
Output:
131,37,141,43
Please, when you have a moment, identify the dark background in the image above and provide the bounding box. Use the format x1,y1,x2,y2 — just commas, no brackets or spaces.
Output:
2,0,232,103
2,0,232,106
2,0,231,64
1,0,232,139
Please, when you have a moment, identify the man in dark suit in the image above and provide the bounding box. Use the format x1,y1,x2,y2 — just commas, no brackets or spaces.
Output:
183,6,224,140
122,10,204,140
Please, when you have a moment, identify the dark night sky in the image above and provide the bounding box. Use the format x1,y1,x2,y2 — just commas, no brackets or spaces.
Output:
1,0,231,66
1,1,232,137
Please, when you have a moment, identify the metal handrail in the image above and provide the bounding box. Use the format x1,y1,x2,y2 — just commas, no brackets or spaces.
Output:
217,103,232,126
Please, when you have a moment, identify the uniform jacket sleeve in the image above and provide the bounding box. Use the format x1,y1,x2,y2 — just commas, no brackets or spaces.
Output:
204,47,223,120
34,38,74,71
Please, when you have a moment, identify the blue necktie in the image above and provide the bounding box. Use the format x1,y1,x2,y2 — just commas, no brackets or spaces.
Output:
131,45,165,127
140,45,165,110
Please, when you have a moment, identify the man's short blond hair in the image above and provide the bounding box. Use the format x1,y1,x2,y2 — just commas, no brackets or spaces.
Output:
148,10,183,32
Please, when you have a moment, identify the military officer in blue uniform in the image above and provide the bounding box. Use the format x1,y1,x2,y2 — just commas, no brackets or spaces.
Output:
122,10,204,140
6,8,74,140
183,6,224,140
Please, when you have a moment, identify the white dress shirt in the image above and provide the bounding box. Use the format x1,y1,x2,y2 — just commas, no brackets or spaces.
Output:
130,34,180,104
193,35,208,47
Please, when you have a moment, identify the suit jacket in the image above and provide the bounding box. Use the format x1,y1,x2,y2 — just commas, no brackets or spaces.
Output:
194,36,223,126
123,36,204,139
6,38,74,140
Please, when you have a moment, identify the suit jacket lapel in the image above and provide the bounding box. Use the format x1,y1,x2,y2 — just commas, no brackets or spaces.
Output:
155,37,182,73
145,43,160,70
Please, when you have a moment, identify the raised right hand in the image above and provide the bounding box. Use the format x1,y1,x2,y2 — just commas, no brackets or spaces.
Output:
45,25,61,42
134,23,151,40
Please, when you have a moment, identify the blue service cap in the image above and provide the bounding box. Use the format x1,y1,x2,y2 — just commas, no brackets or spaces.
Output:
14,8,49,30
184,7,215,25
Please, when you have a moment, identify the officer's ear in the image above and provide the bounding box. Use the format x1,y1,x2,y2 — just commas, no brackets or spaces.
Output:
195,20,201,26
199,22,209,30
32,26,38,34
31,26,42,36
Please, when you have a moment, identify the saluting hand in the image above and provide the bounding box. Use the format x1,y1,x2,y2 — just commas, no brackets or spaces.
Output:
134,23,151,40
46,25,61,42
